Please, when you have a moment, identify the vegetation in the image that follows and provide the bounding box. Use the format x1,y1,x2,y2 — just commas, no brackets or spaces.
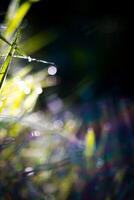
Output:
0,1,133,200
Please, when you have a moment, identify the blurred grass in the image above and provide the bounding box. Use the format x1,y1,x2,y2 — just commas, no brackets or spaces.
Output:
4,1,31,39
0,1,131,200
21,30,58,54
0,1,61,199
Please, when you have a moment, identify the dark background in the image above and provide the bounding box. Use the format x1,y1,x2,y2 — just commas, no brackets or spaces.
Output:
0,0,130,102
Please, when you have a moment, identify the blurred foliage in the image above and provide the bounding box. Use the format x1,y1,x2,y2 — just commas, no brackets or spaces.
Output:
0,1,133,200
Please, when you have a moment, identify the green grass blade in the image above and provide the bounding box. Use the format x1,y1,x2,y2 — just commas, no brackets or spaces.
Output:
0,34,55,65
0,48,14,89
21,30,58,54
0,33,26,56
0,33,12,46
5,0,20,22
0,33,18,89
5,1,31,39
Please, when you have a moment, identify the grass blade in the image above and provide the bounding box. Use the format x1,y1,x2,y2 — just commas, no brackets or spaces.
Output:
21,30,58,54
5,1,31,38
0,33,26,56
5,0,20,22
0,33,18,89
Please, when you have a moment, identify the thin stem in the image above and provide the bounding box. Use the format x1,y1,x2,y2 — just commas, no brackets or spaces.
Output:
0,54,55,65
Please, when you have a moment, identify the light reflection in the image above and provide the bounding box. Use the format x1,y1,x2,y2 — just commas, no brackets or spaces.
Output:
1,97,134,199
0,24,7,31
53,119,63,129
17,80,31,94
35,87,43,94
24,87,31,95
66,120,76,129
48,66,57,75
31,130,40,137
24,167,34,176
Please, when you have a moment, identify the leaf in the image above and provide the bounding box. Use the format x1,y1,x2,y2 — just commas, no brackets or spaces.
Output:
5,0,21,22
21,30,58,54
5,1,31,39
0,33,12,46
85,128,95,158
0,33,26,56
0,32,18,89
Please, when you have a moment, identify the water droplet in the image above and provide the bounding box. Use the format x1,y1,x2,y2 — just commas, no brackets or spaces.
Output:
35,87,43,94
48,66,57,75
28,56,32,62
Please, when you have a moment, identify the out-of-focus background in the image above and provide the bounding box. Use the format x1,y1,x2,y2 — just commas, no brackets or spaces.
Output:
1,0,130,102
0,1,133,200
25,0,130,101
